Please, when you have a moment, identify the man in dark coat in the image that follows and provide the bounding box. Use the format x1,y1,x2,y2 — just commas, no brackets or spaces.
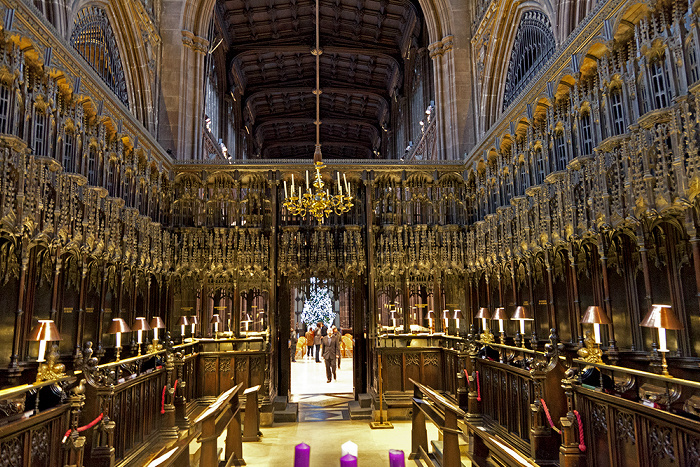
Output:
289,330,298,362
321,328,341,382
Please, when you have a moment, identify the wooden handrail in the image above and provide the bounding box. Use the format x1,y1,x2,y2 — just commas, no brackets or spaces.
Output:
0,374,75,400
409,378,464,465
572,358,700,390
409,377,466,418
95,350,166,370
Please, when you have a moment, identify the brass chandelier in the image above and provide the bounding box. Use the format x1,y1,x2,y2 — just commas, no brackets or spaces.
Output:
281,0,353,223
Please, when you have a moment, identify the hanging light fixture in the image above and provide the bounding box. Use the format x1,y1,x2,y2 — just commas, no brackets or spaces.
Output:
281,0,353,223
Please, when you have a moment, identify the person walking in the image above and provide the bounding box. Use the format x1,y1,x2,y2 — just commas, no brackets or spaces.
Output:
314,323,322,362
305,327,315,358
290,330,298,362
321,328,341,382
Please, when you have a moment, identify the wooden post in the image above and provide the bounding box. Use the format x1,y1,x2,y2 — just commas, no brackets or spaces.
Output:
408,383,427,460
242,385,261,441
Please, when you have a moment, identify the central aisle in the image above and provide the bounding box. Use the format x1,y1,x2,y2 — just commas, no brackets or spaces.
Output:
291,351,353,395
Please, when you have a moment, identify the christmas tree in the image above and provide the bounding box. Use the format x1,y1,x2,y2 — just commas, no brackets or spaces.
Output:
300,279,335,327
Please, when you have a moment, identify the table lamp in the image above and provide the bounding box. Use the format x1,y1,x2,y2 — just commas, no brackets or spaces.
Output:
190,315,199,337
28,320,61,363
641,304,683,377
511,306,532,348
132,317,151,356
492,307,508,344
177,316,189,340
108,318,130,361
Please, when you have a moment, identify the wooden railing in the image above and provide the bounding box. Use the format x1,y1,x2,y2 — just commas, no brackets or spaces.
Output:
562,358,700,467
0,375,76,467
193,383,244,466
462,330,567,465
81,342,168,466
409,377,466,466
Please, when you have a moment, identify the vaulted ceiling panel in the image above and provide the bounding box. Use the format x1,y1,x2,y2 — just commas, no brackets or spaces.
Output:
217,0,422,159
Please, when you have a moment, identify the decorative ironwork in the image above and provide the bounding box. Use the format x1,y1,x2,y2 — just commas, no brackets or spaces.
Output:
70,7,129,108
502,10,555,110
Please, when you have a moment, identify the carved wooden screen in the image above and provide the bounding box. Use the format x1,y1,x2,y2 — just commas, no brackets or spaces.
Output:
502,11,555,110
70,7,129,108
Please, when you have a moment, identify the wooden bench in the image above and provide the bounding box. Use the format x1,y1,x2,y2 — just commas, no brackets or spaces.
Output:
193,383,245,466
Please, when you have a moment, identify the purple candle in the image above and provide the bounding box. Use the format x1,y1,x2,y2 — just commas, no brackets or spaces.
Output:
340,453,358,467
295,442,310,467
389,449,405,467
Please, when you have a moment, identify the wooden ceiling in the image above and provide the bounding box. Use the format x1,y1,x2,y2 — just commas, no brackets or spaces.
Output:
217,0,423,159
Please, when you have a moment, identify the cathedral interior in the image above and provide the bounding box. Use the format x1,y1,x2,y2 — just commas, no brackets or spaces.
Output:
0,0,699,465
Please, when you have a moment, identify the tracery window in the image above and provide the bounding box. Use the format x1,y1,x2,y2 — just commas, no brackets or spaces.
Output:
0,83,11,133
87,147,97,185
70,7,129,108
519,162,529,194
33,111,47,156
502,11,556,110
688,41,699,84
579,112,593,156
62,133,75,172
609,88,625,136
535,148,546,184
555,131,567,169
650,61,668,109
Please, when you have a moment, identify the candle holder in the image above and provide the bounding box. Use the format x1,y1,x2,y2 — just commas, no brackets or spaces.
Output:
641,304,683,377
475,307,494,343
511,306,532,349
131,317,151,356
108,318,130,361
148,316,165,352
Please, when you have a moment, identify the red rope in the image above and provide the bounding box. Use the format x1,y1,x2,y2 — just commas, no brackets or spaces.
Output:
475,371,481,402
573,410,586,452
540,399,561,434
62,413,104,443
161,380,179,414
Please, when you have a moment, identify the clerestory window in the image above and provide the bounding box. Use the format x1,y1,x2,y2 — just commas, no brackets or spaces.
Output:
70,7,129,108
503,11,556,110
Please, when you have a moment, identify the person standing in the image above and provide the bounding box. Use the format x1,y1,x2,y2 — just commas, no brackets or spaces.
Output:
305,327,314,358
322,328,340,382
314,323,322,362
290,330,298,362
332,325,341,369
